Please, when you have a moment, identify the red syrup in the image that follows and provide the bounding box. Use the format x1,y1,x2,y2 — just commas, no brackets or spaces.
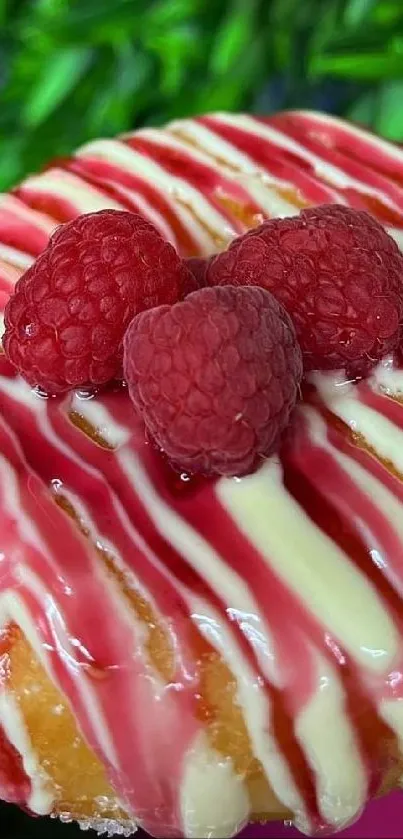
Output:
198,116,339,205
0,405,202,836
0,628,31,806
0,358,396,834
62,155,201,257
265,114,403,215
141,446,330,829
12,185,79,225
1,360,403,833
0,204,49,257
281,438,400,797
122,135,261,233
202,114,403,229
268,112,403,188
0,725,31,807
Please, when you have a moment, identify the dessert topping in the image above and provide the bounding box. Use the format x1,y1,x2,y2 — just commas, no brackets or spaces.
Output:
205,205,403,377
3,210,195,393
123,285,302,477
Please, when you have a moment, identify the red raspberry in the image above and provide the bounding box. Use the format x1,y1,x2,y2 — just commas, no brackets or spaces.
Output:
205,205,403,376
123,285,302,477
3,210,196,393
184,256,210,289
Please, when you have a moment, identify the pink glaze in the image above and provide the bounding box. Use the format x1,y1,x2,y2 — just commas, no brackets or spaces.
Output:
0,723,31,807
266,115,403,213
0,112,402,836
0,207,49,257
269,112,403,187
198,115,342,204
123,134,263,233
0,354,402,833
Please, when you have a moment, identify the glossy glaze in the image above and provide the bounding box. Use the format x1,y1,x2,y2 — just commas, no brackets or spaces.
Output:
0,111,402,838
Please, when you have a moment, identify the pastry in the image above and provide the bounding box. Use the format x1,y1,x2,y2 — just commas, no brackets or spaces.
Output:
0,111,403,839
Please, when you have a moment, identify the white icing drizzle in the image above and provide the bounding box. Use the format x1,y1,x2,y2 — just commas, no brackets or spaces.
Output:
180,734,250,839
0,111,401,837
78,139,235,243
0,692,54,814
294,651,367,829
190,596,309,829
118,449,281,688
289,110,403,165
70,393,131,449
20,169,126,214
217,459,399,674
0,243,33,269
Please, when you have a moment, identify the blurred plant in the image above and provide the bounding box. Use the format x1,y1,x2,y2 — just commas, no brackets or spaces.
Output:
0,0,402,189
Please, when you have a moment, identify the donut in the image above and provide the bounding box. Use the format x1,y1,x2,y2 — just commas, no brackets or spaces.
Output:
0,110,403,838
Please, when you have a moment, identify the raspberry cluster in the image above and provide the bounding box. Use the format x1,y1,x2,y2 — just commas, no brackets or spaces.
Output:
4,205,403,478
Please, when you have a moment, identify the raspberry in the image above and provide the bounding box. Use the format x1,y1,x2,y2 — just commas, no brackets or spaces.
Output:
123,285,302,477
184,256,210,289
205,205,403,376
3,210,196,393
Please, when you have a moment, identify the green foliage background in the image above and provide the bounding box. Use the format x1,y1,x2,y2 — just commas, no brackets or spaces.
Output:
0,0,402,191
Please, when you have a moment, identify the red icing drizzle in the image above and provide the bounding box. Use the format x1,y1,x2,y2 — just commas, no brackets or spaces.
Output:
0,352,403,833
0,725,31,807
0,112,402,835
123,134,262,233
65,156,200,256
12,182,81,225
198,115,341,205
271,112,403,189
0,203,50,257
266,113,403,221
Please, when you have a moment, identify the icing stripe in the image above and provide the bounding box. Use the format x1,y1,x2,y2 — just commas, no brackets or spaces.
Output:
0,111,402,836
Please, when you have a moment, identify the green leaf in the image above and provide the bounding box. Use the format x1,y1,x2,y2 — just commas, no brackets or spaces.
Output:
0,135,26,190
146,0,202,29
308,0,343,61
86,46,154,135
311,50,403,79
0,0,402,191
371,0,403,25
376,80,403,140
343,0,377,27
22,46,92,127
209,2,258,76
346,88,378,126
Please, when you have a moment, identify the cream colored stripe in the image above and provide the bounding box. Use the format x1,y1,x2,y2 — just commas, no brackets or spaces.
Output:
213,113,403,212
167,117,263,173
216,458,399,673
190,596,309,826
78,139,235,238
289,111,403,165
118,449,281,687
21,170,125,213
0,692,54,814
0,194,56,233
295,651,366,828
314,372,403,476
0,243,33,269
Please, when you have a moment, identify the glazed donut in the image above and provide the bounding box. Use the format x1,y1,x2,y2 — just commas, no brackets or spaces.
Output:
0,111,403,838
